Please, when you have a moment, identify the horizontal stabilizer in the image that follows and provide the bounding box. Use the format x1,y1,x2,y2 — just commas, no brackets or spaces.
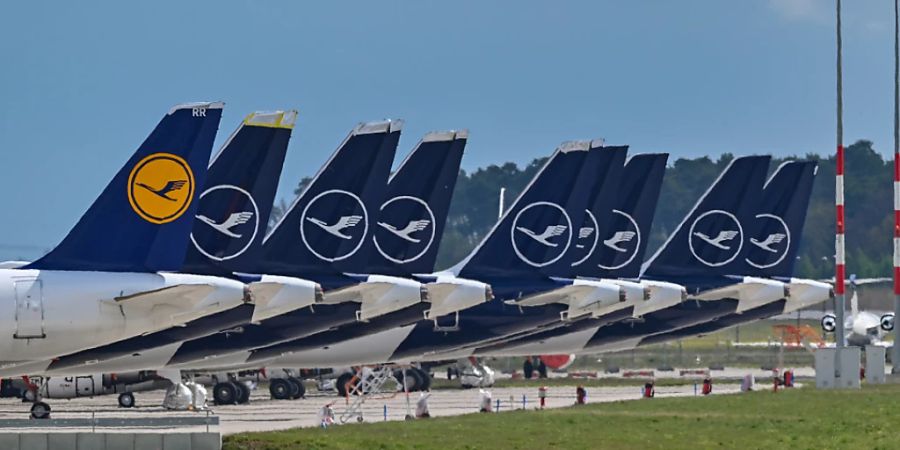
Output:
248,276,322,323
322,281,396,305
114,284,216,309
424,277,491,319
693,276,787,313
515,284,597,307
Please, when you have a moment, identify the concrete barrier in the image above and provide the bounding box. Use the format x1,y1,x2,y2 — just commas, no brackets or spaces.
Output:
0,432,220,450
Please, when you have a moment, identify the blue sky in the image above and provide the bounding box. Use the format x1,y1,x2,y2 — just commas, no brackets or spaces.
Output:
0,0,893,259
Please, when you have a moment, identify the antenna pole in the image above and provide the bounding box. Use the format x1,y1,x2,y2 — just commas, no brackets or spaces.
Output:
893,0,900,373
834,0,847,353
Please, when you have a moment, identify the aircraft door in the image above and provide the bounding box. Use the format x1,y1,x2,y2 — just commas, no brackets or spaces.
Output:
75,376,95,397
13,278,44,339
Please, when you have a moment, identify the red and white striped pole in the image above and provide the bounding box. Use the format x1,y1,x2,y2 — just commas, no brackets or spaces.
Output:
892,0,900,373
834,0,847,350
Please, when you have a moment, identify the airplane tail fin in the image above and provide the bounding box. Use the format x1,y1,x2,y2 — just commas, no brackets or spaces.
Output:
743,160,817,277
259,120,401,276
641,155,770,278
586,153,668,279
27,102,224,272
557,145,628,277
455,141,598,280
182,110,298,276
369,130,467,275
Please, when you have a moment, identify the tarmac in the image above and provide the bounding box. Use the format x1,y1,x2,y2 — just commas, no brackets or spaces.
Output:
0,380,748,435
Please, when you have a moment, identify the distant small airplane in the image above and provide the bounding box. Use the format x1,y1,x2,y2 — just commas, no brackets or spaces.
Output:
307,215,363,240
136,180,187,201
378,219,430,243
693,230,739,250
750,233,786,253
821,276,894,347
516,225,567,247
603,231,636,253
196,212,254,238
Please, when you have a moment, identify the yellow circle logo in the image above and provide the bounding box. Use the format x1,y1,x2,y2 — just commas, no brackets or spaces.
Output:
127,153,195,224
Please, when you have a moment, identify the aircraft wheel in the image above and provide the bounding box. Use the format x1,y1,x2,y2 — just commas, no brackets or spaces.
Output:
288,377,305,399
213,382,237,405
235,382,251,404
30,402,51,419
413,367,431,391
269,379,291,400
118,392,136,408
336,373,354,397
394,369,419,392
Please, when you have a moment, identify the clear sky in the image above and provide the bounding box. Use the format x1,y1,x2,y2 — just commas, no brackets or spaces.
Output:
0,0,893,259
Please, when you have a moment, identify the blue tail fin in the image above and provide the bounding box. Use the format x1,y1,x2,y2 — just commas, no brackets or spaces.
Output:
182,110,298,276
368,130,467,276
258,121,401,276
27,102,224,272
742,160,817,277
593,153,668,278
641,155,770,278
579,153,668,279
562,145,629,276
456,140,602,280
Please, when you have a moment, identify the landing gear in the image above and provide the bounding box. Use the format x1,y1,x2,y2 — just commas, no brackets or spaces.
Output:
212,382,238,405
394,367,430,392
30,402,50,420
235,382,251,404
118,392,136,408
413,367,431,391
336,373,355,397
287,377,305,399
269,379,292,400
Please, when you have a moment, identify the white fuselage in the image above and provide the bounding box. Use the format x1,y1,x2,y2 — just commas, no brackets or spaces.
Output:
0,269,246,367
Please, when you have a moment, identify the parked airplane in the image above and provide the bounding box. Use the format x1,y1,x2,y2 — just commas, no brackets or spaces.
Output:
478,156,780,358
0,103,256,417
162,131,488,396
257,141,631,371
16,111,323,382
474,151,681,357
635,160,832,346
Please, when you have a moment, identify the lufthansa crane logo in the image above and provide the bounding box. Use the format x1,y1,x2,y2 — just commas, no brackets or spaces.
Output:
597,209,641,270
190,185,260,261
745,213,790,269
128,153,194,224
374,196,437,264
300,189,368,262
510,202,572,267
570,210,599,267
688,209,743,267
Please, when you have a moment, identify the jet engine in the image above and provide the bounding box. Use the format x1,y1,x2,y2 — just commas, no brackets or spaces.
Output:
881,313,895,332
821,314,837,333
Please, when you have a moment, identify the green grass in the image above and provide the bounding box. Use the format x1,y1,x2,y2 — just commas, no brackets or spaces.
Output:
224,384,900,450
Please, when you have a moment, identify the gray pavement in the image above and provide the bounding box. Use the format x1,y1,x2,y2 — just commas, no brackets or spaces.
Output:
0,381,746,435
